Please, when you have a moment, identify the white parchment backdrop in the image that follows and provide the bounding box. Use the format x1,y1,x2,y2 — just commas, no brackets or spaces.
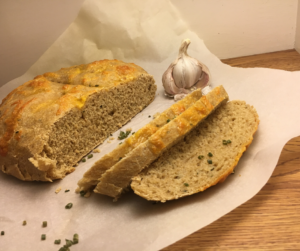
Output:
0,1,299,250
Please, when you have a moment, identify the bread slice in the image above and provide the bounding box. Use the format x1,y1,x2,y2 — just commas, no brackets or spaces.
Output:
0,59,156,181
94,85,229,200
131,100,259,202
76,89,203,196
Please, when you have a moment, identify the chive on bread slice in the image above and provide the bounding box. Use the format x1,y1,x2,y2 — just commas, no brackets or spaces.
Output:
131,100,259,202
94,85,229,200
76,89,203,196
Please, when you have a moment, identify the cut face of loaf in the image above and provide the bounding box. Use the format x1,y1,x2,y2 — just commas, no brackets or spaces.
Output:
0,60,156,181
76,89,203,196
131,101,259,202
94,85,229,200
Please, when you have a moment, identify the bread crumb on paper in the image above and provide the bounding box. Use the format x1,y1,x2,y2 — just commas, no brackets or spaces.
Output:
55,187,62,194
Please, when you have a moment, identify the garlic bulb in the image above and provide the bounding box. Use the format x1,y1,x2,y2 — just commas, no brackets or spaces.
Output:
162,39,211,100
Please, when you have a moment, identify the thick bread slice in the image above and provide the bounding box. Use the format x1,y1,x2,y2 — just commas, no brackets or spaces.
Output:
131,101,259,202
76,89,202,195
0,59,156,181
94,85,229,200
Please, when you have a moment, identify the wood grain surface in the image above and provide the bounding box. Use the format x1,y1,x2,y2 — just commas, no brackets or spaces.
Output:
161,50,300,251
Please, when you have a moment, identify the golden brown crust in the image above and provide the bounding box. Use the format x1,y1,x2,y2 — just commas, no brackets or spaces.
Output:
0,59,156,181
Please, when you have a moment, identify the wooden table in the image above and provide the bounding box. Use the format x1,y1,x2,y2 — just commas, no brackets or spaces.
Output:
162,50,300,250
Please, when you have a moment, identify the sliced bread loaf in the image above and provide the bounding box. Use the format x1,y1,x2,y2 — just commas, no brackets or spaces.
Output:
94,85,229,200
0,59,156,181
76,89,202,196
131,100,259,202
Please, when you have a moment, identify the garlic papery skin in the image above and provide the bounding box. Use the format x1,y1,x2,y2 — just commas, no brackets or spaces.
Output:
162,39,211,100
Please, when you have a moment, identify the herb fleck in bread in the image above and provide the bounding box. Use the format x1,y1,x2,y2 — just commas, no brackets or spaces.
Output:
131,100,259,202
76,89,203,196
94,86,229,200
0,60,156,181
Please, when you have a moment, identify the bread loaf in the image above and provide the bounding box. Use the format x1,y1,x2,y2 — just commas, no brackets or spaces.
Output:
0,59,156,181
76,89,203,196
94,86,229,200
131,100,259,202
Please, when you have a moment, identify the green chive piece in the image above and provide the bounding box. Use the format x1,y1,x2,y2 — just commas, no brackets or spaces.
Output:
184,183,189,187
95,85,99,87
65,239,73,247
65,203,73,209
119,142,122,145
82,158,86,163
42,221,47,227
227,140,232,144
198,155,204,159
148,115,151,118
207,160,213,164
211,168,215,171
87,154,93,159
208,152,213,157
22,220,26,226
1,231,4,235
222,140,228,145
132,132,135,135
167,119,170,123
41,234,46,240
65,189,70,193
54,239,61,244
118,130,131,140
73,233,79,244
80,190,86,197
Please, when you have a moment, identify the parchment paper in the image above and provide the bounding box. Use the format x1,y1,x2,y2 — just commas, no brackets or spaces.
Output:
1,0,300,250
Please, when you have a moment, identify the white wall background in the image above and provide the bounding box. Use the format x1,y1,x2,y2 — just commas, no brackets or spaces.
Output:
0,0,299,87
295,0,300,51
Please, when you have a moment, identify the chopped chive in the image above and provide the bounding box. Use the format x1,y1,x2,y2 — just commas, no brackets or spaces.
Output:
110,133,113,136
222,140,228,145
211,168,214,171
65,189,70,193
73,233,79,244
208,152,213,157
148,115,151,118
87,154,93,159
227,140,232,144
22,220,27,226
82,158,86,163
167,119,170,123
118,130,131,140
119,142,122,145
132,132,135,135
184,183,189,187
198,155,204,159
41,234,46,240
95,85,99,87
80,190,86,197
65,239,73,247
207,160,213,164
65,203,73,209
54,239,61,244
42,221,47,227
1,231,4,235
